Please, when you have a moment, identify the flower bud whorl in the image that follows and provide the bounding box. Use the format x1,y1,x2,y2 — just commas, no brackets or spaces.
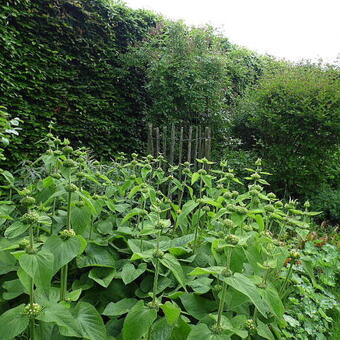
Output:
290,251,301,260
23,303,43,317
245,319,256,332
65,183,78,193
62,146,73,155
63,159,76,168
25,246,38,254
19,239,30,249
197,169,207,175
267,192,276,200
264,204,275,213
51,173,62,179
19,188,31,196
251,173,261,180
223,219,235,229
234,206,248,215
225,234,239,245
21,211,40,225
59,229,76,239
223,191,232,199
213,284,222,292
20,196,36,207
221,268,232,277
231,191,239,198
218,231,225,238
153,250,164,259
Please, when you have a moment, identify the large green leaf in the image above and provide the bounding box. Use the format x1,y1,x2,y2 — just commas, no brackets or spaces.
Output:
161,301,181,325
149,318,173,340
169,317,191,340
0,250,17,275
121,262,147,284
180,293,217,320
18,249,54,290
77,244,116,268
0,304,29,340
257,320,275,340
37,302,107,340
260,283,284,318
187,323,231,340
71,206,92,234
74,302,107,340
122,301,157,340
103,298,138,316
177,200,199,227
160,253,187,290
37,302,80,337
2,279,25,300
89,267,117,288
43,235,85,274
224,273,269,318
4,221,29,239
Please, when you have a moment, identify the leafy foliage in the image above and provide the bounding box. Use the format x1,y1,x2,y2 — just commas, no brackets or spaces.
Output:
0,0,158,166
233,62,340,198
0,134,338,339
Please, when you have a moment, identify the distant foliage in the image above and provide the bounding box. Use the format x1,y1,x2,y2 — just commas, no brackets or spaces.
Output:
233,63,340,198
127,22,230,127
0,0,158,166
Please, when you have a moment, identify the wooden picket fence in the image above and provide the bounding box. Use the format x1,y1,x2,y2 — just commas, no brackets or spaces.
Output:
147,123,212,168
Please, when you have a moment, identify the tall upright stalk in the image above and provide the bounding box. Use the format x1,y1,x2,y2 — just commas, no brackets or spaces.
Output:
193,174,204,252
28,218,35,340
60,178,72,301
152,230,161,306
216,248,232,330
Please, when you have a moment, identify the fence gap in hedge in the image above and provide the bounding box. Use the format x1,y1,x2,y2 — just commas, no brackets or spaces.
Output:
147,123,212,168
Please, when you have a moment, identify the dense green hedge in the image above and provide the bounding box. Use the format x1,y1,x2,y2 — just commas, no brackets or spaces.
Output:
0,0,157,166
232,63,340,200
1,0,265,167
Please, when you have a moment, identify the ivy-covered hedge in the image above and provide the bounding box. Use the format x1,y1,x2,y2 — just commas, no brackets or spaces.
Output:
0,0,157,166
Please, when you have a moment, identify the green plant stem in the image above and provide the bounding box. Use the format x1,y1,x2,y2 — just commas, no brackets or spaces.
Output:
89,216,94,240
30,317,35,340
60,183,72,301
29,222,35,340
152,231,161,305
216,281,227,329
152,259,160,305
280,261,294,296
66,191,72,231
178,174,187,207
51,198,56,234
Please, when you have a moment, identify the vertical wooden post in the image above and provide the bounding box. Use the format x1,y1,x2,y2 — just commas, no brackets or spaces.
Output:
194,126,199,170
178,127,184,165
147,123,153,156
169,124,176,165
155,127,160,156
162,126,167,158
187,126,193,163
207,127,211,160
199,126,203,159
204,127,209,159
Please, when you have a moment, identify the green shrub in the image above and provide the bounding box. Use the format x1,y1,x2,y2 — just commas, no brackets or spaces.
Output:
0,0,158,167
309,186,340,224
0,134,338,339
233,62,340,198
